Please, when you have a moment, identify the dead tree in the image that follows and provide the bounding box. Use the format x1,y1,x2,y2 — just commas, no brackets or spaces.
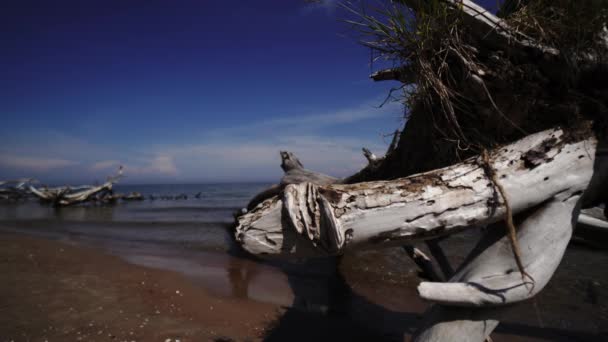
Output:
235,0,607,340
0,178,36,201
236,127,605,341
29,166,123,206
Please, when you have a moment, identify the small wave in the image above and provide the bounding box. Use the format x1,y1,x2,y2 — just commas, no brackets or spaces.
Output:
0,219,233,230
0,219,234,250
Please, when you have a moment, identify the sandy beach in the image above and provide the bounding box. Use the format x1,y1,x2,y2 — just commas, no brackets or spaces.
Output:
0,233,279,342
0,231,422,341
2,228,608,341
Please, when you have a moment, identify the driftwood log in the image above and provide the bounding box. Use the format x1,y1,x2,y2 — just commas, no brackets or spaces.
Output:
0,178,36,201
234,126,604,340
236,0,607,340
28,166,123,206
236,127,596,257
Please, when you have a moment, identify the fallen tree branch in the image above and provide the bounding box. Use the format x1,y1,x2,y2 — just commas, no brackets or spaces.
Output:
370,67,416,83
29,167,123,206
417,191,580,306
400,0,558,56
404,245,444,281
0,178,36,201
235,127,596,258
244,148,446,282
244,152,339,211
279,151,338,186
425,238,454,280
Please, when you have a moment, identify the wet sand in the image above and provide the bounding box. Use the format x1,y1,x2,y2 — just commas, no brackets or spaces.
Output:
2,230,608,341
0,233,278,341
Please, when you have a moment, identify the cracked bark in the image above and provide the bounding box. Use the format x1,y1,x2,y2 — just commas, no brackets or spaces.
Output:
235,127,596,258
234,126,601,342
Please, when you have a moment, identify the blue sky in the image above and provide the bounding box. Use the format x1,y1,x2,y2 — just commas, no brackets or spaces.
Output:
0,0,499,184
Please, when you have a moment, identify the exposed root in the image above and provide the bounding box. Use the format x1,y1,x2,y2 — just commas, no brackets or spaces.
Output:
480,149,535,291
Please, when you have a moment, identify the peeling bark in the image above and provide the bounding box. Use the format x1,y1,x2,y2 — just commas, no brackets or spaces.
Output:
235,127,596,258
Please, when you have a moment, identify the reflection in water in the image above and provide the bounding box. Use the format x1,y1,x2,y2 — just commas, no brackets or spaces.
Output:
0,182,607,340
228,257,257,299
53,205,115,222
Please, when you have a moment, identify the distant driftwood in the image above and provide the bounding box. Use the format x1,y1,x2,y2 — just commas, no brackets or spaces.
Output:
28,167,124,207
0,178,37,201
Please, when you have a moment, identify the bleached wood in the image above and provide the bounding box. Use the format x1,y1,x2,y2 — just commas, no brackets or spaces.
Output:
417,192,581,306
28,167,123,206
401,0,558,56
279,151,338,186
412,305,500,342
235,128,596,258
578,212,608,229
0,179,36,200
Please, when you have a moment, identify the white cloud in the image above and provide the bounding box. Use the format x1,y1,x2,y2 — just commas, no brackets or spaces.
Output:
204,99,401,140
145,155,178,176
0,154,78,172
300,0,339,15
158,134,388,181
266,103,394,126
90,160,121,171
0,97,403,183
123,155,178,177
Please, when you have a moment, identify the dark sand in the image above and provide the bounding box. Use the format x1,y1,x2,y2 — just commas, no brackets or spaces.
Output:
0,233,277,341
2,231,608,341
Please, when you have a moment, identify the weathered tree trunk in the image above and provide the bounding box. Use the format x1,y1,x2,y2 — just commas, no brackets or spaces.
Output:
233,125,601,342
0,179,36,201
236,127,596,258
412,190,581,340
28,167,123,206
235,1,607,340
418,191,581,306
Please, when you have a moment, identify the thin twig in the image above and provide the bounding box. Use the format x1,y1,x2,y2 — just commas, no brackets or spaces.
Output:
481,149,535,291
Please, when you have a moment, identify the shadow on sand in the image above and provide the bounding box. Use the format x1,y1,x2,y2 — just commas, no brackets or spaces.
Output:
225,240,605,342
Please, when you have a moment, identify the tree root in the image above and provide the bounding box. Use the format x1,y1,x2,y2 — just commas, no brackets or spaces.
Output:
480,149,535,291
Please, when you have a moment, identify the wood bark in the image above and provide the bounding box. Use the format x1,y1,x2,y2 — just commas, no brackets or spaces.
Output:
235,127,596,258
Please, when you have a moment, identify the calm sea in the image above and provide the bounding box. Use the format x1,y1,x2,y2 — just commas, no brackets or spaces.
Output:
0,183,269,251
1,182,607,339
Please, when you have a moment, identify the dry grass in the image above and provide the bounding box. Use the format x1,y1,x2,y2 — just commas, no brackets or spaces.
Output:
344,1,486,149
344,0,607,157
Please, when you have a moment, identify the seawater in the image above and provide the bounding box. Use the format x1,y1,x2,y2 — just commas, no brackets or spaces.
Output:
0,183,302,306
1,183,608,340
0,183,269,251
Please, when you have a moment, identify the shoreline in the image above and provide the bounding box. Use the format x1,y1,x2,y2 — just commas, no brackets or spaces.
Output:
1,229,607,341
0,232,278,341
